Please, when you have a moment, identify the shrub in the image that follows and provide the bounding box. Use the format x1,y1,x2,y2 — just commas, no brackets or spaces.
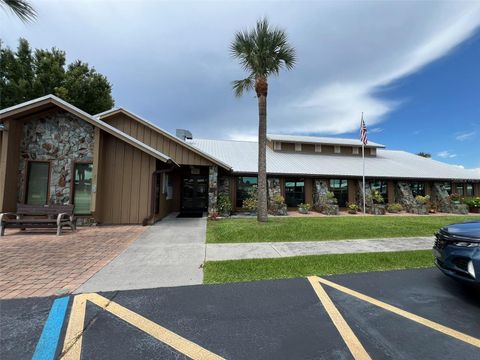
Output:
347,203,359,214
415,195,430,205
463,197,480,208
371,190,384,204
298,203,311,211
242,186,258,212
449,193,461,202
387,203,403,213
326,191,335,200
272,194,285,205
217,193,232,214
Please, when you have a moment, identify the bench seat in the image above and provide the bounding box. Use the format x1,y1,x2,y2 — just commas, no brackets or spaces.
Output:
0,204,76,236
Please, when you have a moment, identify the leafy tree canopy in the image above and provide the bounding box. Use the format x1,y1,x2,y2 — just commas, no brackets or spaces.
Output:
0,38,114,114
416,152,432,158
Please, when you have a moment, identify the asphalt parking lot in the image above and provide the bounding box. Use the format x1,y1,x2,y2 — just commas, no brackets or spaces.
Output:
1,268,479,360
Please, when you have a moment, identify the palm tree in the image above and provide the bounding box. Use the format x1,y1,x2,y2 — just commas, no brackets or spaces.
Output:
0,0,36,22
231,18,296,222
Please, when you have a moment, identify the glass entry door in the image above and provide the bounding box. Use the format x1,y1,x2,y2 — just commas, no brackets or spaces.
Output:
182,176,208,211
285,179,305,207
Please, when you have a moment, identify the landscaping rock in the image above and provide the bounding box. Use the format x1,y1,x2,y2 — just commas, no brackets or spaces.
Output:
432,182,469,214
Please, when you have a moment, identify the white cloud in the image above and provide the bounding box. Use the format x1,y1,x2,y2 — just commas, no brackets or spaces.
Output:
438,150,457,158
370,128,384,134
455,131,476,141
2,1,480,139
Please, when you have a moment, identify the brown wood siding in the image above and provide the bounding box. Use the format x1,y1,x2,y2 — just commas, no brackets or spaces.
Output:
103,113,213,166
96,132,156,224
0,119,22,212
304,178,313,205
348,179,357,205
387,181,395,204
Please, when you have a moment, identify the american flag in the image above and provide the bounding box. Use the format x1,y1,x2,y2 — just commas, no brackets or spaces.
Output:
360,114,368,145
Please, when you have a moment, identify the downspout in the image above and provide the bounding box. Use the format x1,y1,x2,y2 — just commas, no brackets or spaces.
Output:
143,162,177,225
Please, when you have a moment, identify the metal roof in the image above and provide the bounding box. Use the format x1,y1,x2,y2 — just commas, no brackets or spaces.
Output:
0,95,177,165
187,138,480,181
95,108,232,170
267,134,385,148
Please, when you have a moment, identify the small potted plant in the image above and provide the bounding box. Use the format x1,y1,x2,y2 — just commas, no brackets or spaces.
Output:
298,203,311,214
217,193,232,217
347,203,359,214
387,203,403,213
449,193,461,204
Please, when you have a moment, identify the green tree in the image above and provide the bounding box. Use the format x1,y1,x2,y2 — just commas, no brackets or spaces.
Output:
417,152,431,158
0,0,36,22
231,18,296,222
0,38,114,114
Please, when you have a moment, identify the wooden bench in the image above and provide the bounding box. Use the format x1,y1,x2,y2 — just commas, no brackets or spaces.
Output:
0,204,77,236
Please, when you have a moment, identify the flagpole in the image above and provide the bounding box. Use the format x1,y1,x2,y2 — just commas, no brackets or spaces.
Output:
362,141,366,214
361,112,366,214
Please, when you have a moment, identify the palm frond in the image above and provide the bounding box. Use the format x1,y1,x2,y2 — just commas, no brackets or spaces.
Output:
232,76,255,97
1,0,37,22
230,17,296,87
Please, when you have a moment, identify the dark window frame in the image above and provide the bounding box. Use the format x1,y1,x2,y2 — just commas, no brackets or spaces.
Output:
284,178,305,207
410,182,425,197
71,161,94,215
329,179,349,207
369,179,388,200
236,176,258,208
24,160,51,205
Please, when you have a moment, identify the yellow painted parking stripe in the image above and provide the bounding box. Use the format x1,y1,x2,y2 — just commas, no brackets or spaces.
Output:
314,276,480,349
61,293,225,360
307,276,372,360
61,294,88,359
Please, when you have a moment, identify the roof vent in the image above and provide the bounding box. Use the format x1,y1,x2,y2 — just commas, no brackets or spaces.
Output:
176,129,193,141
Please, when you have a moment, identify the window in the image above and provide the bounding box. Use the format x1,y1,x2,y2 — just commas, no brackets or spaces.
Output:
369,180,388,200
315,144,322,153
285,179,305,207
295,143,302,152
73,163,93,215
352,147,359,155
334,146,341,154
455,183,464,196
26,161,50,205
273,141,282,150
466,183,474,196
370,148,377,156
410,182,425,197
236,176,257,208
329,179,348,207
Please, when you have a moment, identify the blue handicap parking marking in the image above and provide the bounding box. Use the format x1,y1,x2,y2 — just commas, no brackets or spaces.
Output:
32,296,70,360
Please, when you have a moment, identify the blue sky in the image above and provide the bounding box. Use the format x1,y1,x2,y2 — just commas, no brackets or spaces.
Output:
343,30,480,169
1,1,479,170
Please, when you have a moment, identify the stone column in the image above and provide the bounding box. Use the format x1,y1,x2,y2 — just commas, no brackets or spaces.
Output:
208,165,218,214
396,182,415,212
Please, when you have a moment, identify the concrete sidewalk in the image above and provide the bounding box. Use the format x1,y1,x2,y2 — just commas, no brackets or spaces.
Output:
76,214,206,293
206,236,434,261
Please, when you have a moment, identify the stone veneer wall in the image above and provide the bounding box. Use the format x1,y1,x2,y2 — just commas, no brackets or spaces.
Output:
17,110,94,205
218,176,230,196
267,178,287,215
208,165,218,214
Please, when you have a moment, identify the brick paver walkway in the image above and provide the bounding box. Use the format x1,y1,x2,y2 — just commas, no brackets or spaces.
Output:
0,226,145,299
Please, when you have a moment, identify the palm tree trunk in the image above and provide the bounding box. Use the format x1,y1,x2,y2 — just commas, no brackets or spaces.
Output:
257,85,268,222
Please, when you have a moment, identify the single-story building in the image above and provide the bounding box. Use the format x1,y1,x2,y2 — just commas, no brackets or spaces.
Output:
0,95,479,224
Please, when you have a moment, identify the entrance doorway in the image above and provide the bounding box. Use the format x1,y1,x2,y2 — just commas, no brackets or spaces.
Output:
182,175,208,212
285,179,305,207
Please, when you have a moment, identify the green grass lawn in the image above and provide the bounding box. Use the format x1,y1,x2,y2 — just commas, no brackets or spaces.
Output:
203,250,434,284
207,215,479,243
